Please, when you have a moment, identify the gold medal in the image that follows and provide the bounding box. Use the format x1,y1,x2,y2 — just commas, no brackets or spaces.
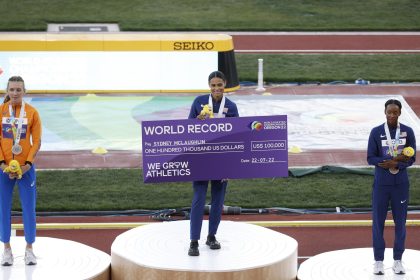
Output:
12,144,22,155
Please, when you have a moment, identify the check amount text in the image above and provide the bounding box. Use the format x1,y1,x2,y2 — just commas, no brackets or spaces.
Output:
251,140,287,151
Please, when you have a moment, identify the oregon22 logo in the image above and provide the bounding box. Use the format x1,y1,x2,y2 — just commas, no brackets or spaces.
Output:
251,121,263,131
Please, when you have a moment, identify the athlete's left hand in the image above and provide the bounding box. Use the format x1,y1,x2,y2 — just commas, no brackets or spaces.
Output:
395,154,410,162
21,164,31,174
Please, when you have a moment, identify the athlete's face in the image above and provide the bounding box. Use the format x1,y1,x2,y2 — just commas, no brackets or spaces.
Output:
385,104,401,127
209,77,225,102
7,81,25,106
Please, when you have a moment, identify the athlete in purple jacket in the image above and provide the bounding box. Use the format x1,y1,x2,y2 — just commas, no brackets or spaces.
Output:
187,71,239,256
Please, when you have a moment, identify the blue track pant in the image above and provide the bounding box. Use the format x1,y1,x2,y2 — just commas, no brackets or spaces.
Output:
190,180,227,241
372,182,409,261
0,165,37,244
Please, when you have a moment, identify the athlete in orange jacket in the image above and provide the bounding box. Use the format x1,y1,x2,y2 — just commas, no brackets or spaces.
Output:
0,76,41,266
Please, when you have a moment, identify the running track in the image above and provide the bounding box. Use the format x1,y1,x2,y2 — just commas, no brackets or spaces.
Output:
231,31,420,53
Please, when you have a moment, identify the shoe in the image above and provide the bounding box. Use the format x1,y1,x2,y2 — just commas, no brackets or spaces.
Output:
188,241,199,256
392,260,405,275
1,248,13,266
373,261,384,275
206,235,221,250
25,248,37,265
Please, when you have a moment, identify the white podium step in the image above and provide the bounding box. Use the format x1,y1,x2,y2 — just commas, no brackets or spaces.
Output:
111,220,298,280
0,236,110,280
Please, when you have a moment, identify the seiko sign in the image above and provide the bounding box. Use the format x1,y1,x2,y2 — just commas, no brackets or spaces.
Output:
173,42,215,51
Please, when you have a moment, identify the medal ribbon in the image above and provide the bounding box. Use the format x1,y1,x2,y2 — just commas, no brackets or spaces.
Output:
9,101,26,146
384,122,400,158
208,94,226,118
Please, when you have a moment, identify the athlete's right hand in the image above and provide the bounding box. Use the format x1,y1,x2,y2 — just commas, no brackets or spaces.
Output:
378,159,398,169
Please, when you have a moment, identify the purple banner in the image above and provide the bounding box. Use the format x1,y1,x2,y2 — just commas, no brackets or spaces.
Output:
141,115,288,183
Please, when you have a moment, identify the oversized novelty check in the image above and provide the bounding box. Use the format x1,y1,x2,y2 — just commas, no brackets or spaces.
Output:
141,115,288,183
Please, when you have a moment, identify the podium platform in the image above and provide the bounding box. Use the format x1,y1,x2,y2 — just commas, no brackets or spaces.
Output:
111,220,298,280
0,236,110,280
298,248,420,279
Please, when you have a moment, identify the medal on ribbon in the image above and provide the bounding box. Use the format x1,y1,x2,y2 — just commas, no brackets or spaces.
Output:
208,94,226,118
12,144,22,155
384,122,400,175
9,101,25,155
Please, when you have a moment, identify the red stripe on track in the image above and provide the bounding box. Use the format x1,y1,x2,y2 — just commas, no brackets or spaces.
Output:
232,34,420,53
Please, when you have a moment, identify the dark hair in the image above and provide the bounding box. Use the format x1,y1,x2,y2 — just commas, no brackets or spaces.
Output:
4,76,26,103
208,71,226,83
3,94,10,103
385,99,402,110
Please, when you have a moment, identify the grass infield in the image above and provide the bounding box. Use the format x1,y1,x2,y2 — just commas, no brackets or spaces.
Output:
11,168,420,212
236,54,420,83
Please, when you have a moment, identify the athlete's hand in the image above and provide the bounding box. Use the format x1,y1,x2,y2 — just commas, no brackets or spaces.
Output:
8,172,18,179
395,154,410,162
378,159,398,169
21,164,31,174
